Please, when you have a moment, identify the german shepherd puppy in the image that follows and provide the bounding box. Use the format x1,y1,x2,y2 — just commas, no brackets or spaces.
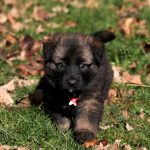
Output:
29,30,115,143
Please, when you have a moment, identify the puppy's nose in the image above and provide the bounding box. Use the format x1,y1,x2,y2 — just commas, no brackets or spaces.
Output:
67,79,77,86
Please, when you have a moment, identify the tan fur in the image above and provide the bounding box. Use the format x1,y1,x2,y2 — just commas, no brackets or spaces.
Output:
75,100,100,134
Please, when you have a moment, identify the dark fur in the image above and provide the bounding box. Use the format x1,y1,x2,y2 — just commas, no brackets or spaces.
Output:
29,31,115,143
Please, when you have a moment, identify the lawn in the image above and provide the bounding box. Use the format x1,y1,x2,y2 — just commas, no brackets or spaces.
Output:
0,0,150,149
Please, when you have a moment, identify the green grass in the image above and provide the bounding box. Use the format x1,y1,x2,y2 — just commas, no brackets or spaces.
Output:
0,0,150,149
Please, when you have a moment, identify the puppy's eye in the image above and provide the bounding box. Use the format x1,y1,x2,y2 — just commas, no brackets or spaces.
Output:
80,63,91,71
56,62,66,71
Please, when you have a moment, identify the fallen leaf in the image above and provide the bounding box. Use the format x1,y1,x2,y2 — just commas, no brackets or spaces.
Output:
108,89,117,97
36,25,44,33
0,88,14,106
0,25,8,34
112,66,125,83
99,125,114,130
65,21,77,28
83,139,108,148
110,140,121,150
16,96,31,107
123,71,143,85
0,145,30,150
7,15,24,32
0,79,15,92
52,6,69,13
17,64,43,76
126,123,134,131
16,79,38,88
85,0,99,8
5,34,18,46
83,139,99,148
123,144,132,150
119,17,135,37
0,13,7,24
96,139,121,150
19,35,42,60
119,17,148,37
4,0,17,5
142,42,150,53
32,6,49,21
8,7,20,19
117,6,138,18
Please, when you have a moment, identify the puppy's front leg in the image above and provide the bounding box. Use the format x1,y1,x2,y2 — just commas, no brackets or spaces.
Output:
74,99,104,143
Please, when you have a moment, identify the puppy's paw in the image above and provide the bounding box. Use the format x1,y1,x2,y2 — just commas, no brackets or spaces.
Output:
74,129,95,143
56,117,71,131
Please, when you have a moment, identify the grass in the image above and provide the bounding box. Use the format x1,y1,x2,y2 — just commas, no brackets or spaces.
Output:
0,0,150,149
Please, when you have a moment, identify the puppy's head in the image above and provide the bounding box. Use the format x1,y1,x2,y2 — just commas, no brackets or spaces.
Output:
43,31,115,93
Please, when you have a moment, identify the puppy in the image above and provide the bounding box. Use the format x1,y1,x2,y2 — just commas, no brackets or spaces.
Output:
29,31,115,143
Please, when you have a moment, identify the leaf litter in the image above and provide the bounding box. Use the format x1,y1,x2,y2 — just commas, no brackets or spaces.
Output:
0,78,38,106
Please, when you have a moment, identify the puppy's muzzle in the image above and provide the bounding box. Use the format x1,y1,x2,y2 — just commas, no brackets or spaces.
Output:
67,78,78,86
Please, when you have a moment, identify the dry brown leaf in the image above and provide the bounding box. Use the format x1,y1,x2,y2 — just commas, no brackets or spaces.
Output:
36,25,44,33
6,34,18,46
0,145,30,150
99,125,114,130
16,96,31,107
0,25,8,34
123,71,143,85
52,6,69,13
0,78,38,91
119,17,148,37
47,22,61,28
142,42,150,53
83,139,100,148
0,13,7,24
8,7,20,19
32,6,49,21
7,15,24,32
0,79,15,92
123,144,132,150
96,139,121,150
108,89,117,97
112,66,125,83
0,88,14,106
65,21,77,28
126,123,134,131
113,66,144,85
111,140,121,150
4,0,17,5
16,79,38,88
83,139,108,148
119,17,135,37
85,0,99,8
19,35,42,60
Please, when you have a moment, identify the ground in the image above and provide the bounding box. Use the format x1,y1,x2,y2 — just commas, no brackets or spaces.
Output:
0,0,150,149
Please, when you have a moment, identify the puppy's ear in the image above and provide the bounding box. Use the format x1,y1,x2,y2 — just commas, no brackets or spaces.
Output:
92,30,115,43
43,34,60,62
